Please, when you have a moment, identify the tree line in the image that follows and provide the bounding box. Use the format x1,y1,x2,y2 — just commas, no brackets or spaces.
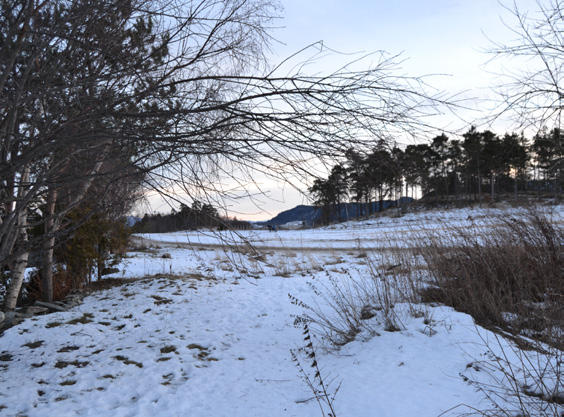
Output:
132,201,252,233
310,127,563,224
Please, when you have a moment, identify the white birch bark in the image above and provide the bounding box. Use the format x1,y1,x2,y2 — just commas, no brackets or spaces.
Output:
3,165,31,311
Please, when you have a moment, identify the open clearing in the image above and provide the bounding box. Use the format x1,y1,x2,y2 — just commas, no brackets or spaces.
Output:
0,206,562,417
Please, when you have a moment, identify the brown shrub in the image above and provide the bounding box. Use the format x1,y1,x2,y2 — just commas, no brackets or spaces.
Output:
419,207,563,347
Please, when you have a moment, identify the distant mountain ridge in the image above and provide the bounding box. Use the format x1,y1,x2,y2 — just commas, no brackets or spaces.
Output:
262,198,413,226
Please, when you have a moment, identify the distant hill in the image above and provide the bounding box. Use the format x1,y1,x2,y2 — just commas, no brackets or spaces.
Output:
261,198,414,226
264,205,319,226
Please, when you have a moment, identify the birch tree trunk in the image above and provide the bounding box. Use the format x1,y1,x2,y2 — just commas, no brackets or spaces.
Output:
3,165,31,311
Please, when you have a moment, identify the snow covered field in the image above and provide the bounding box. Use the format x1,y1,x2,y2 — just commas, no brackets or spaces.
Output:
134,205,564,251
0,206,562,417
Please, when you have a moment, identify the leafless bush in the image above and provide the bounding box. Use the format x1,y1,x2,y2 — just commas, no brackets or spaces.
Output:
416,207,563,417
289,247,425,348
460,332,563,417
419,207,563,349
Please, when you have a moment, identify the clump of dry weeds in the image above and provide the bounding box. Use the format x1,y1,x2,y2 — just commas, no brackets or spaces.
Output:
418,206,563,348
289,247,426,348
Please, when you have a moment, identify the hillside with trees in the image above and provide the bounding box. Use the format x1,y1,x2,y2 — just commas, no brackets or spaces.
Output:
309,127,562,224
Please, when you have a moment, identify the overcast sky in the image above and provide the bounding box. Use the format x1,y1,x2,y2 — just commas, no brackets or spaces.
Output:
146,0,541,220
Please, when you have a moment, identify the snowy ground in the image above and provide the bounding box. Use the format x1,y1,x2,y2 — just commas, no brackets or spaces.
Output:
0,206,562,417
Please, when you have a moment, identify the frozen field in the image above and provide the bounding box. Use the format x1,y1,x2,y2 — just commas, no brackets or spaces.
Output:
0,206,562,417
135,205,564,251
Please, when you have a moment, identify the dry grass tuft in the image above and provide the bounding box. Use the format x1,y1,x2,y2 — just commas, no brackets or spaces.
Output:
289,247,425,348
418,207,563,348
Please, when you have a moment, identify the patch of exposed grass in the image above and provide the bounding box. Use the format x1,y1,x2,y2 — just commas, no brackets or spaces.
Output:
0,353,13,361
22,341,44,349
57,345,80,353
151,295,173,305
66,314,94,325
162,373,174,384
46,321,63,328
187,343,206,350
160,345,177,354
31,362,46,368
113,355,143,368
59,380,77,386
54,360,89,369
196,351,209,360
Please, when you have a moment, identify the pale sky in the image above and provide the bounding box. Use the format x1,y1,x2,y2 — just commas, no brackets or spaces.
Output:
145,0,541,220
274,0,538,115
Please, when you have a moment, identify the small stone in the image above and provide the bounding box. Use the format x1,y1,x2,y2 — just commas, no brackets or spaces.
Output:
26,306,49,315
161,253,172,259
